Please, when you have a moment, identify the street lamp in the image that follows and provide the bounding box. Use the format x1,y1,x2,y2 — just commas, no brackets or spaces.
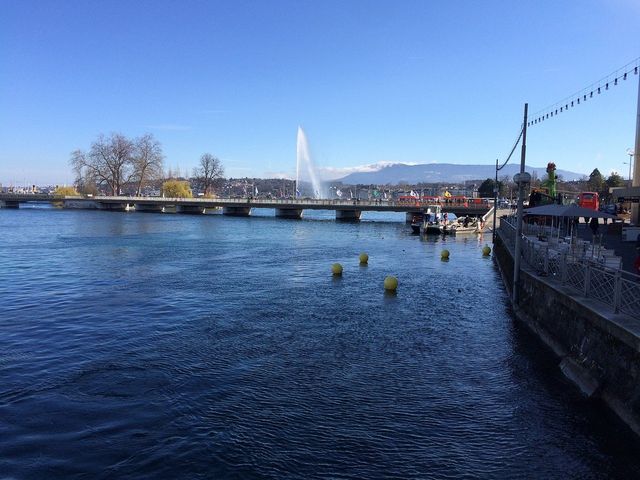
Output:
626,148,635,187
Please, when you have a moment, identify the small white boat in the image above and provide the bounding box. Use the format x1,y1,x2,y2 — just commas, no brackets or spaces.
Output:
445,216,483,235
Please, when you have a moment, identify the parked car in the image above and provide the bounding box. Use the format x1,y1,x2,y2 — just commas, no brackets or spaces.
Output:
599,204,617,215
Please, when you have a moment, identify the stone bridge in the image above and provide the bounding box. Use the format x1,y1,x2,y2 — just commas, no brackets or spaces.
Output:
0,193,492,221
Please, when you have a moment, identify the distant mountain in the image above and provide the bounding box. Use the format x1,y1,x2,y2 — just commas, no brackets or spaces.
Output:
336,163,585,185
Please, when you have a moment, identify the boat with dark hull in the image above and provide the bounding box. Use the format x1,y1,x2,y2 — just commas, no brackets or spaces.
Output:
410,214,423,234
421,222,445,235
416,205,444,235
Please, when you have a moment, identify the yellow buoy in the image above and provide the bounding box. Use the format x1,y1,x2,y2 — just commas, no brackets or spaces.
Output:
384,275,398,291
441,249,450,260
359,252,369,264
482,244,492,256
331,263,343,276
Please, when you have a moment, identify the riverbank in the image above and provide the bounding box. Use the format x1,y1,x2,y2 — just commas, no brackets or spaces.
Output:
494,225,640,436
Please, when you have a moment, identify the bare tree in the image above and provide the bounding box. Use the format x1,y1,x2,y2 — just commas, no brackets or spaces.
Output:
132,134,164,196
70,133,135,195
70,149,92,192
193,153,224,195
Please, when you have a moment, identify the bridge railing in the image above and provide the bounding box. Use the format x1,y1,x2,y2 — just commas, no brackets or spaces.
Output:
49,194,486,206
1,193,493,213
498,216,640,317
140,196,492,209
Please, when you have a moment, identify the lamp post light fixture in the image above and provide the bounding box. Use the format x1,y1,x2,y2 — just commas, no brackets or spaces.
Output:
626,148,635,187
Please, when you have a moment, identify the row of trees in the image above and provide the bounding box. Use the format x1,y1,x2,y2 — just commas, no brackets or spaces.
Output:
70,133,224,196
71,133,163,196
71,136,624,202
585,168,625,193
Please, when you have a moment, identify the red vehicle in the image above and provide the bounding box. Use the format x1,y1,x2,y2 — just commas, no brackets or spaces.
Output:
577,192,599,211
443,195,468,207
420,195,441,204
468,198,487,206
397,195,420,205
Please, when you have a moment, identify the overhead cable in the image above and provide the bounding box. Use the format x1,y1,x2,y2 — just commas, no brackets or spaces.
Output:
498,125,524,171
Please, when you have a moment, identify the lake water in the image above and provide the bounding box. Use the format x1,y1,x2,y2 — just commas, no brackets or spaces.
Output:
1,207,639,479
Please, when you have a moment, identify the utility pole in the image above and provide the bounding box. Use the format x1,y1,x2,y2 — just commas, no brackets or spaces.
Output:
513,103,528,306
632,69,640,225
492,158,498,243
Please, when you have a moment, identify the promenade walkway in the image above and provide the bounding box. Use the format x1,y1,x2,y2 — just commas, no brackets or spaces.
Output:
499,216,640,319
575,223,639,274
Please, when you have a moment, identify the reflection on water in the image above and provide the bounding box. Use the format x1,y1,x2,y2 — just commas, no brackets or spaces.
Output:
0,208,638,479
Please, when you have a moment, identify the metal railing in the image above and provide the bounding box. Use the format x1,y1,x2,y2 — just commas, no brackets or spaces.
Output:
0,193,494,214
499,216,640,317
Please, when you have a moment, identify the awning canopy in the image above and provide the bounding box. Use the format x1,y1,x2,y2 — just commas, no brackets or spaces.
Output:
612,186,640,202
523,203,617,219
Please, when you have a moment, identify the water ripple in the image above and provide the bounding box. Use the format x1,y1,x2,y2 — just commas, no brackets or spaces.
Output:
0,209,638,479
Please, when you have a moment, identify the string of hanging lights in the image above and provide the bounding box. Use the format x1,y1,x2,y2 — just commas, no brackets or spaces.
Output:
527,57,640,127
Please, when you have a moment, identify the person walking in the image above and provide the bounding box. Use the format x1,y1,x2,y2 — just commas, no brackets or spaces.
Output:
589,217,599,237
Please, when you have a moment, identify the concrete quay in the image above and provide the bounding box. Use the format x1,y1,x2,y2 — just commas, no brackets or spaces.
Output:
494,226,640,437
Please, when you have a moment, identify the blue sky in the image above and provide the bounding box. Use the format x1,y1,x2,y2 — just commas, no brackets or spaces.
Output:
1,0,638,186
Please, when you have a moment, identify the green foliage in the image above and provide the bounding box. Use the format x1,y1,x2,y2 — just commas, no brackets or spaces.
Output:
78,181,99,196
605,172,625,188
162,180,192,198
541,170,557,198
53,186,79,196
478,178,502,198
587,168,605,192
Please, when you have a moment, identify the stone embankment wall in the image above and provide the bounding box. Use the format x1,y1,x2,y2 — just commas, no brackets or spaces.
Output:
494,232,640,436
62,200,98,209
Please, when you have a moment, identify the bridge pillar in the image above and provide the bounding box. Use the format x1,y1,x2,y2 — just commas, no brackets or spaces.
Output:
63,199,97,209
222,206,251,217
0,200,19,208
176,205,205,214
135,203,164,213
275,208,303,219
336,209,361,221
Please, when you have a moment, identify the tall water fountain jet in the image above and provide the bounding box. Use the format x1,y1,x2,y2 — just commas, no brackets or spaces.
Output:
296,126,326,199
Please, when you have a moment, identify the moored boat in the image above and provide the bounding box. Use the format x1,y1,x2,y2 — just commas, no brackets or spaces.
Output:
445,216,483,235
418,205,444,235
410,214,423,234
421,222,445,235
